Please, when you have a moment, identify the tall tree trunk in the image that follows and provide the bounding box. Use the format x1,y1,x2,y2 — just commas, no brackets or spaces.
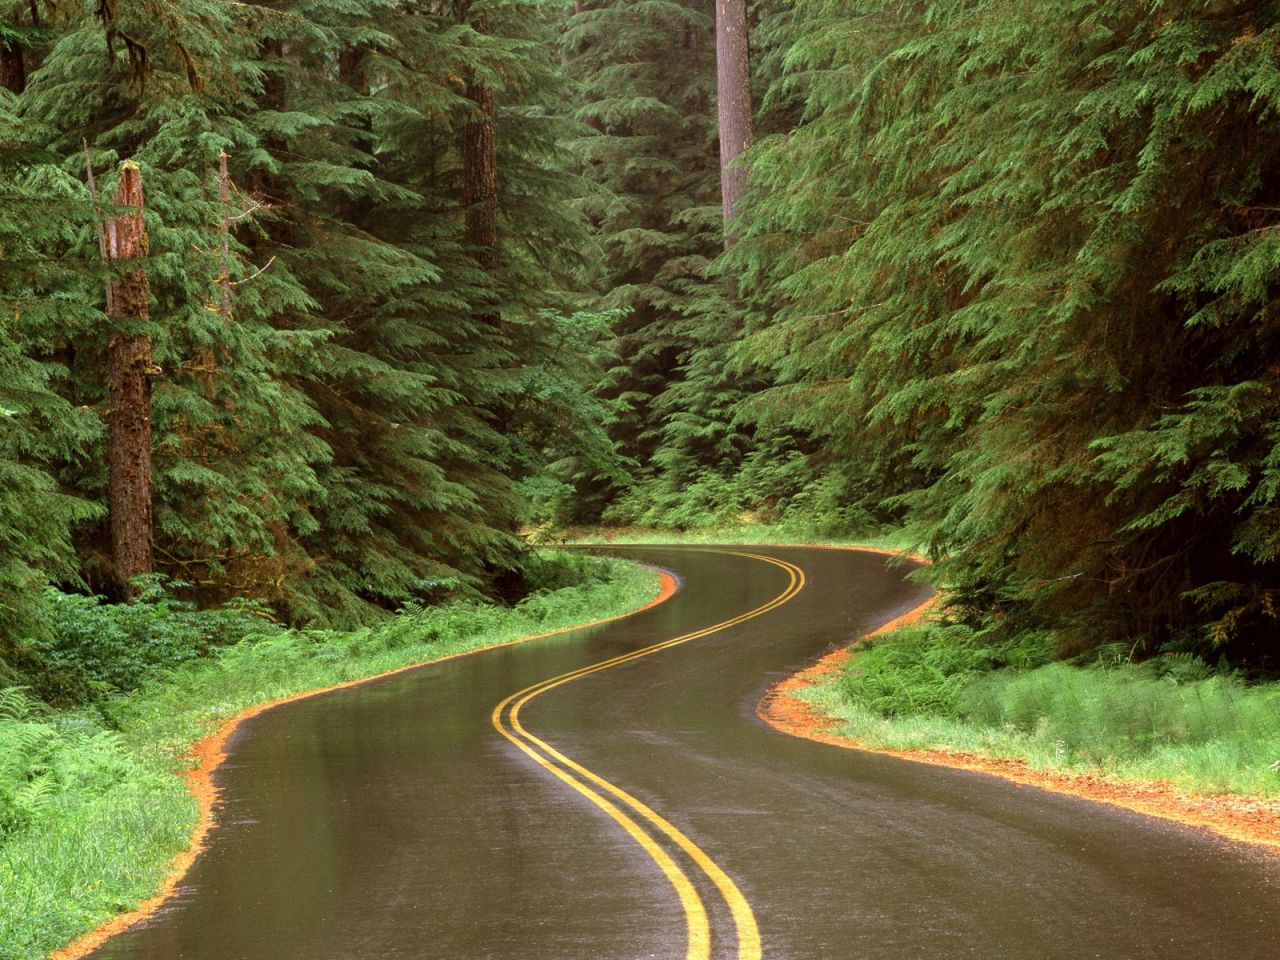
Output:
459,6,510,439
715,0,751,247
462,25,499,277
105,162,154,595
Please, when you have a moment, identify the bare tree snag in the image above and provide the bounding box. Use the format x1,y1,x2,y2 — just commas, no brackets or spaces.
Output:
105,161,154,595
186,150,230,389
715,0,752,247
218,149,231,320
462,14,499,277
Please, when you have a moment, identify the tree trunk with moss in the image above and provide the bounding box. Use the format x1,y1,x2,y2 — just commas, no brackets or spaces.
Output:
105,162,154,595
463,17,499,277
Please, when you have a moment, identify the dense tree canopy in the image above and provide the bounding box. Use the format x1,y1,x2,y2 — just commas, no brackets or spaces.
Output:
3,0,1279,669
0,0,615,640
730,0,1280,666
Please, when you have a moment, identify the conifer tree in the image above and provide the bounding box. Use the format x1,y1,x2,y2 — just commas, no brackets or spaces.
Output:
0,326,97,641
0,90,101,638
562,0,726,522
0,0,617,638
459,3,500,285
235,0,600,612
715,0,751,241
21,0,331,603
102,161,154,594
735,0,1280,662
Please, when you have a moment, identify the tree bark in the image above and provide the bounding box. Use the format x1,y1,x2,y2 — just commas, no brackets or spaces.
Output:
218,149,231,320
462,8,501,357
1,39,25,94
462,30,499,276
105,162,154,595
715,0,752,247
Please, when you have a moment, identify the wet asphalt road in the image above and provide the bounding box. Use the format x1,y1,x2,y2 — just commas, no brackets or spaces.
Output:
88,546,1280,960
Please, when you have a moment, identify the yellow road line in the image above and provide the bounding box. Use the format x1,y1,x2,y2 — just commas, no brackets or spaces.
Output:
492,551,808,960
491,711,713,959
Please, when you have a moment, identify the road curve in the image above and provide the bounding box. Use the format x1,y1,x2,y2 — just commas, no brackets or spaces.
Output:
87,546,1280,960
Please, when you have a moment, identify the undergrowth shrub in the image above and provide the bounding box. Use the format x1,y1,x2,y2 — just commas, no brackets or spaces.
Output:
635,470,747,531
763,462,886,538
520,550,613,594
14,580,278,703
839,624,1054,717
836,624,1280,789
0,687,151,841
961,661,1280,765
597,453,890,540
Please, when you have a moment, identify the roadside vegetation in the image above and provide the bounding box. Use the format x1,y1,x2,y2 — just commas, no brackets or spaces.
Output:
0,552,659,960
544,519,919,553
802,621,1280,800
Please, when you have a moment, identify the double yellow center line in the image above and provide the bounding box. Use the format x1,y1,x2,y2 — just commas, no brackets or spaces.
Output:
491,551,808,960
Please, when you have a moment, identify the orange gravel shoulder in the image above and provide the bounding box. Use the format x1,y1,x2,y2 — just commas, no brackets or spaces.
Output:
50,571,679,960
758,585,1280,853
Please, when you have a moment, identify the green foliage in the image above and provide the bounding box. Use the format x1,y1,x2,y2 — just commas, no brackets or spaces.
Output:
14,0,337,605
600,441,888,537
562,0,732,520
18,581,276,701
0,0,609,642
0,92,103,642
0,687,54,840
822,623,1280,796
0,688,150,841
961,662,1280,763
840,624,1053,718
607,466,745,531
0,684,186,960
725,0,1280,664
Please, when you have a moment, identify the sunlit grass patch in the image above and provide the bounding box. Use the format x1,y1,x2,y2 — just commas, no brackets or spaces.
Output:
803,629,1280,798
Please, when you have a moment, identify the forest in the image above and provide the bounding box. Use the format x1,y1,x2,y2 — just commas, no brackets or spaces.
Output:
6,2,1280,956
5,0,1280,684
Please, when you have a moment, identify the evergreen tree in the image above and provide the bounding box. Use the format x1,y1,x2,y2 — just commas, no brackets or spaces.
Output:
21,0,331,603
562,0,727,523
0,90,101,639
243,0,599,614
735,0,1280,663
715,0,751,240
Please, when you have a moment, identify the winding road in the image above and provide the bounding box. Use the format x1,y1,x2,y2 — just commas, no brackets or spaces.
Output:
87,546,1280,960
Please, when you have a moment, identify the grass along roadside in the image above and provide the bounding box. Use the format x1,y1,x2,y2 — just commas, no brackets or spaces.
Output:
1,553,661,960
789,624,1280,805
